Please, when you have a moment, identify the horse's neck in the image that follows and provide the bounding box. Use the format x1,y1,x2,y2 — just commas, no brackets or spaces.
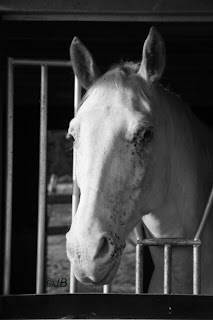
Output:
143,91,213,240
142,92,213,293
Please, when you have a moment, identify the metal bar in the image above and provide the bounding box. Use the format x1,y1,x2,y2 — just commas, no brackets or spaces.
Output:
134,222,144,294
70,266,77,294
137,238,201,246
4,13,213,23
164,244,172,294
193,245,201,294
103,284,111,293
194,186,213,240
36,65,48,294
3,58,14,295
70,76,81,293
134,222,145,241
11,58,72,67
135,244,144,294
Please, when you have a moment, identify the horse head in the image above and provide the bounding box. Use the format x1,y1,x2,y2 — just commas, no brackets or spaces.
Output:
66,27,172,285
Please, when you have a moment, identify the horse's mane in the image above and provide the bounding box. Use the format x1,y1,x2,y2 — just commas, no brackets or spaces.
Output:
94,61,141,88
109,61,141,75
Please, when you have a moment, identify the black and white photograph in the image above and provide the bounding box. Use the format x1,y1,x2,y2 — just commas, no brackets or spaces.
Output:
1,1,213,319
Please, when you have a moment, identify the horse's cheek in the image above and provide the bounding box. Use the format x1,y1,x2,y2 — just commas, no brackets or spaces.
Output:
130,147,151,191
75,153,82,189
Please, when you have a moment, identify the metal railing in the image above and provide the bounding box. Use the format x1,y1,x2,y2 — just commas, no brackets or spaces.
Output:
135,186,213,295
3,57,213,296
3,58,72,295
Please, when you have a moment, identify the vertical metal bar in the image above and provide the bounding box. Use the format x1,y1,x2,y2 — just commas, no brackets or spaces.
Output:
70,76,81,293
3,58,14,295
103,284,111,293
135,243,144,294
36,65,48,294
193,245,201,294
134,222,145,240
134,222,145,294
164,244,172,294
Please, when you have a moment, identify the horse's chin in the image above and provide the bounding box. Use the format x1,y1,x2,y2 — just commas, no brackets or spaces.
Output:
92,262,120,286
74,259,120,286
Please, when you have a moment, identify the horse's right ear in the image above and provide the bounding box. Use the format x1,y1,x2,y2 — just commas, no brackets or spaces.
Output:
138,27,166,83
70,37,101,89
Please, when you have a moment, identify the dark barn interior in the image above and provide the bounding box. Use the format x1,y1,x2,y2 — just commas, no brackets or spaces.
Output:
1,19,213,294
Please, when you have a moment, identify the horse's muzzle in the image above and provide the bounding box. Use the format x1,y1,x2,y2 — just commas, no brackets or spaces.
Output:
66,231,125,285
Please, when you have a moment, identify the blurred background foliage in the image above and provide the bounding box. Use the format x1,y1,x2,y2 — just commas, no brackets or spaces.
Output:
47,130,73,180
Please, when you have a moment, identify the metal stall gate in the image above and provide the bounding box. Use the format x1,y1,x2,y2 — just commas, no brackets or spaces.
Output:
1,57,213,319
3,57,112,296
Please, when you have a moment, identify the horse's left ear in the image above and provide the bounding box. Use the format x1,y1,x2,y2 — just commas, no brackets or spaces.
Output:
70,37,101,89
138,27,166,83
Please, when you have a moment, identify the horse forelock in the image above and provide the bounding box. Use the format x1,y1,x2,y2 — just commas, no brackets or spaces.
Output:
81,62,151,108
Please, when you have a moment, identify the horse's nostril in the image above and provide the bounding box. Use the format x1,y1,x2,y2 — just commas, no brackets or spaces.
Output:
95,236,110,259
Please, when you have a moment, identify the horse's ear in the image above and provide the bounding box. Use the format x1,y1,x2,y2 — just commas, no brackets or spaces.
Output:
70,37,101,89
138,27,166,83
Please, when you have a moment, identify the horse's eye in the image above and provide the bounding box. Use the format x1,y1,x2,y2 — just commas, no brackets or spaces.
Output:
143,128,153,141
67,119,80,146
66,132,76,147
66,132,74,141
71,136,76,145
131,126,153,146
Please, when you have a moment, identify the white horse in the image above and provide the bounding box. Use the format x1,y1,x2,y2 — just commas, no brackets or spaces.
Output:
66,27,213,294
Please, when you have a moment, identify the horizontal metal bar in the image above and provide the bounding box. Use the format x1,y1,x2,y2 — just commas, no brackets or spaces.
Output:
10,58,72,67
3,293,213,319
137,238,201,246
3,13,213,23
